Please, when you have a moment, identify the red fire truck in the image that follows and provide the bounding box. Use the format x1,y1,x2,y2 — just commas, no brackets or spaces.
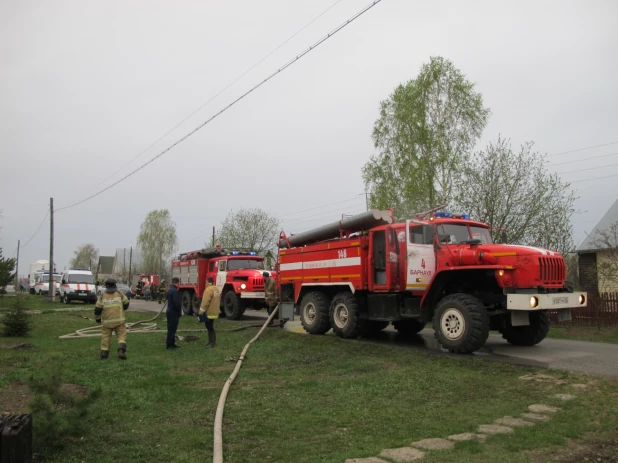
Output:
277,209,587,354
172,247,275,319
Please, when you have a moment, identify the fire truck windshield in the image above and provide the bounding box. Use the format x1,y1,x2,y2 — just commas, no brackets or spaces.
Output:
226,259,264,271
437,224,493,245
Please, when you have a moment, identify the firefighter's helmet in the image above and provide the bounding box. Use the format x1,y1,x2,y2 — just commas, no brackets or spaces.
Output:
104,278,117,288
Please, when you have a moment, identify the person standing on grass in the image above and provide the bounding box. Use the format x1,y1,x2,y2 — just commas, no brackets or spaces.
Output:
95,278,129,360
166,277,182,349
263,271,278,325
198,277,220,348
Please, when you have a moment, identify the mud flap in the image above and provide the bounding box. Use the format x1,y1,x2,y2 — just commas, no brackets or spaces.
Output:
511,311,530,327
281,302,294,321
557,308,572,322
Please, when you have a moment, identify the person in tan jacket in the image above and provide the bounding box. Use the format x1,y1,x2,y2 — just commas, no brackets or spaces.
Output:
94,278,130,360
198,277,221,348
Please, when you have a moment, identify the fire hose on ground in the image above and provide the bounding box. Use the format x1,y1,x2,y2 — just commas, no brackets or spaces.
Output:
58,301,283,463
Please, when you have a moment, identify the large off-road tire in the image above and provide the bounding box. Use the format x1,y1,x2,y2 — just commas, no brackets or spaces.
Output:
393,319,426,336
499,311,550,346
433,293,489,354
300,292,331,334
181,291,193,315
364,320,390,335
191,293,201,315
330,292,366,339
223,291,245,320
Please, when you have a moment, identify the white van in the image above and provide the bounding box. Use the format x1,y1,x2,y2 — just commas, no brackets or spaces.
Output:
34,272,62,295
59,268,97,304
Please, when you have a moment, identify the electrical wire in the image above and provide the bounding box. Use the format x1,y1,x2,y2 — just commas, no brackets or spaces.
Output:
277,193,366,219
280,199,366,225
92,0,345,190
21,212,50,249
554,162,618,176
56,0,383,212
569,173,618,184
546,151,618,167
547,141,618,157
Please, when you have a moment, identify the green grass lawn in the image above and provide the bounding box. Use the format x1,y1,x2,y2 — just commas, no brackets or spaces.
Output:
1,310,617,463
546,326,618,344
0,293,96,311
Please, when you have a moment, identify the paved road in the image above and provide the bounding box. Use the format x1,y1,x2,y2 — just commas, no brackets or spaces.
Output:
132,300,618,378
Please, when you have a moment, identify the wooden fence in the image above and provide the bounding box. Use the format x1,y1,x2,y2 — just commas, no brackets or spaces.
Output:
549,292,618,328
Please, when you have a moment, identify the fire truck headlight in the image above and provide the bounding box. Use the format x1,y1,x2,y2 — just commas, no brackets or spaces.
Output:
530,296,539,308
498,269,505,277
240,283,246,290
579,294,586,305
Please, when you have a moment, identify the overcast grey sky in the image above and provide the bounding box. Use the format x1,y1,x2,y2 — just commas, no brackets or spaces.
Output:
1,0,617,273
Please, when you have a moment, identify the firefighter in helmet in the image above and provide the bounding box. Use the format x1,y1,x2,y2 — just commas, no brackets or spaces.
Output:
136,280,143,299
263,271,279,324
158,279,168,304
95,277,130,360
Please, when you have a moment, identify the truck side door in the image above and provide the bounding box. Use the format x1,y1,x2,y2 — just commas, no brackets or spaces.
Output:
405,220,436,292
216,260,227,293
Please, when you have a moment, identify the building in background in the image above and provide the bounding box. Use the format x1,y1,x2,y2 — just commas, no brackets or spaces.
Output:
577,198,618,293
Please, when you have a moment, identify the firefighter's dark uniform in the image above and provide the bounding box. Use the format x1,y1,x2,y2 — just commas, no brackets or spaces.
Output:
136,280,143,299
95,287,130,359
158,281,168,304
199,283,221,348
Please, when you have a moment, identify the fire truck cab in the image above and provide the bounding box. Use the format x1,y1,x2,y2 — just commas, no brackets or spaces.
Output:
278,209,587,354
172,248,276,319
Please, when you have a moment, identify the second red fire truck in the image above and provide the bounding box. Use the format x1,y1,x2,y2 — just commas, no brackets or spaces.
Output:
172,247,275,319
277,209,587,354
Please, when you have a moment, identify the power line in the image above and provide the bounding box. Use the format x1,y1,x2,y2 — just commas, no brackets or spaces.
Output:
56,0,383,211
547,141,618,158
546,151,618,167
21,212,50,249
278,194,365,218
281,203,366,226
570,173,618,184
555,162,618,176
92,0,344,190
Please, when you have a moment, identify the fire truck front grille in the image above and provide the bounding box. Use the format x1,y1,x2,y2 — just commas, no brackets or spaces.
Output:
253,277,264,289
539,257,565,284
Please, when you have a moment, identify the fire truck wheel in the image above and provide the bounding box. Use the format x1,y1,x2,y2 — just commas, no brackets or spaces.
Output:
433,293,489,354
392,319,425,336
300,292,331,335
499,311,550,346
330,292,366,339
181,291,193,315
191,293,201,315
223,291,245,320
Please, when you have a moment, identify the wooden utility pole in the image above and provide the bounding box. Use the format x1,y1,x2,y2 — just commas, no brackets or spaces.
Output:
49,198,55,302
15,240,20,289
212,226,215,247
128,247,133,287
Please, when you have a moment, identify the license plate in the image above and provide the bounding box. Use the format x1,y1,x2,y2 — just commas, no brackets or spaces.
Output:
552,296,569,305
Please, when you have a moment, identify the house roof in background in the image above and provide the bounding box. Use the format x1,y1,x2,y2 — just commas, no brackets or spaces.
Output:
97,256,115,274
577,198,618,252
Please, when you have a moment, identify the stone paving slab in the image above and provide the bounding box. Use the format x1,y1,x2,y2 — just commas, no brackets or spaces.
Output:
478,424,514,435
345,458,389,463
528,404,561,414
522,413,550,422
447,432,486,443
494,416,535,427
411,438,454,450
378,447,425,462
553,393,576,401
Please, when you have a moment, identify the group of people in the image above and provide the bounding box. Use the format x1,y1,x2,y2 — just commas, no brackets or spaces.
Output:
135,279,168,303
94,272,279,358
